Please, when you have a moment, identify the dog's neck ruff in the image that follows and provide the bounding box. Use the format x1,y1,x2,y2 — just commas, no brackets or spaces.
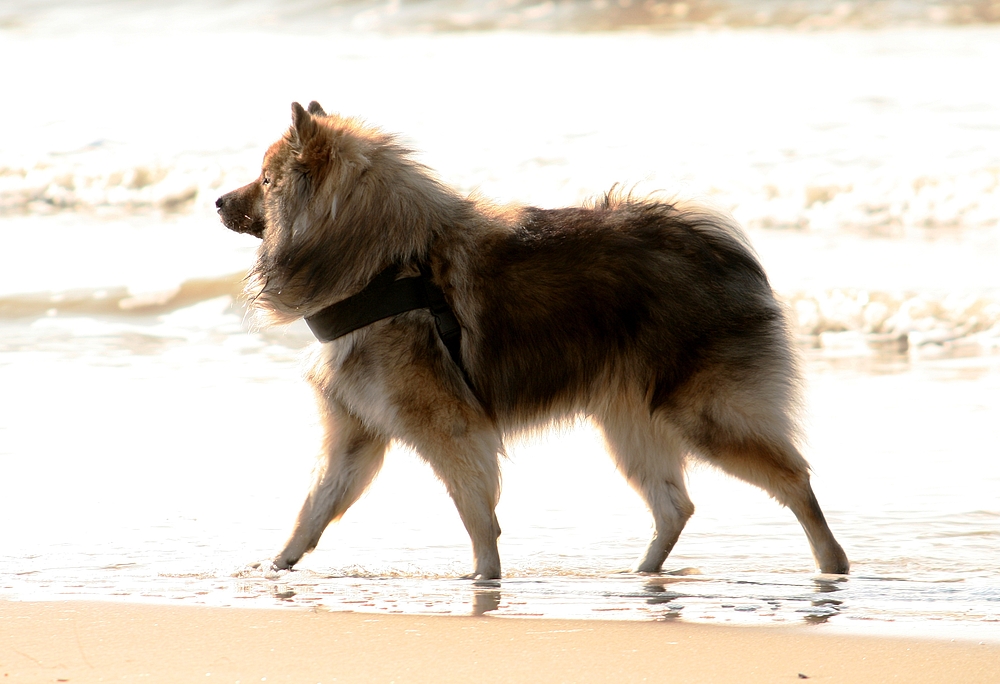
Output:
304,264,472,387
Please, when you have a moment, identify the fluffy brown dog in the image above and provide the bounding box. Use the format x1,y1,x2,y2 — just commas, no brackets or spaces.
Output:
217,101,849,579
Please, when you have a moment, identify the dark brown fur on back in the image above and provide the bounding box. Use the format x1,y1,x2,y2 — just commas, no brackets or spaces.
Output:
216,102,849,580
468,200,783,419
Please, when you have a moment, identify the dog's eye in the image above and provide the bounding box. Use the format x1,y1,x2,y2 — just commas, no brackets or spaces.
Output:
262,176,271,186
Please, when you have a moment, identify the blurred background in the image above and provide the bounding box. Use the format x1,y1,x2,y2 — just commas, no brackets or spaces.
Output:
4,0,1000,32
1,0,998,636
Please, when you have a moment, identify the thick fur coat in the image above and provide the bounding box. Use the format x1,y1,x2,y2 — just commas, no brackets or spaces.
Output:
216,102,849,578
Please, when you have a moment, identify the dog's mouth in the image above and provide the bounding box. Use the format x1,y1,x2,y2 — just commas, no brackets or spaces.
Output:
216,194,265,239
220,211,265,238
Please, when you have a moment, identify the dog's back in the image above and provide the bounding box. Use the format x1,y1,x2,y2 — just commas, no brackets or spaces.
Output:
465,197,791,425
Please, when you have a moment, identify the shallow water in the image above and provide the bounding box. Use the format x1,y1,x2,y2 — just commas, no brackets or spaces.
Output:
2,335,998,639
1,5,999,641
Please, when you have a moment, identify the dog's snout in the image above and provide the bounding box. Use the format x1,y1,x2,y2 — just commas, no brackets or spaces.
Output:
216,185,265,238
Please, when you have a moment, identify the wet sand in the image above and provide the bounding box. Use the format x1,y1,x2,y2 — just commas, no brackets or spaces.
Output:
1,601,996,683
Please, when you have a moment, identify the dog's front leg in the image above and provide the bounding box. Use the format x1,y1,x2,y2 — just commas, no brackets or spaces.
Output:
449,478,502,581
273,402,388,570
417,430,503,580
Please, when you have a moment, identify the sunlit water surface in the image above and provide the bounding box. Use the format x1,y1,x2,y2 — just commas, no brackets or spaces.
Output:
1,8,998,641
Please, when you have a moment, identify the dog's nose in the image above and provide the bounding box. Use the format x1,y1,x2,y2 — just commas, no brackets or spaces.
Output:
215,196,225,209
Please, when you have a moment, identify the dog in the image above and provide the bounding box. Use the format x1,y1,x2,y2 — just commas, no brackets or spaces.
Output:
216,101,849,579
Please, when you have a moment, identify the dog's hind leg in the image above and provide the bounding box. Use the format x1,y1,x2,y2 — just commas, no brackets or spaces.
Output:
274,402,388,570
598,400,695,574
676,374,850,574
698,434,849,574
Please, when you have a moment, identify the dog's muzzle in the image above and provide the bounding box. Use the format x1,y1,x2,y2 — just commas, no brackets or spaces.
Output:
216,188,265,238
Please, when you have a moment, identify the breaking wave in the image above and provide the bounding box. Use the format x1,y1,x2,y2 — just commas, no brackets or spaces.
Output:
3,145,999,238
0,273,245,319
3,276,999,361
786,289,1000,358
0,141,248,218
733,170,1000,236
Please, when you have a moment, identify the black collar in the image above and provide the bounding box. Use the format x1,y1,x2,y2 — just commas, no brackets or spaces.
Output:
304,264,473,390
304,265,428,343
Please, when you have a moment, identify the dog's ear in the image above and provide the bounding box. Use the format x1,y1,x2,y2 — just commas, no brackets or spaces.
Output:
307,101,327,116
290,102,318,149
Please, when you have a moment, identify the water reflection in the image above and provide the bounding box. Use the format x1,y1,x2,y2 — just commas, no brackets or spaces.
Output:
642,581,685,606
813,576,847,593
472,588,501,616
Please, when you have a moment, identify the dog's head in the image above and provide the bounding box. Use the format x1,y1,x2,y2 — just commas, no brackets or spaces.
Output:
216,100,330,239
217,102,459,326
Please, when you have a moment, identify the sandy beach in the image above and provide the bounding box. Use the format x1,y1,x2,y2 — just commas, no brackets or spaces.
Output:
1,601,996,683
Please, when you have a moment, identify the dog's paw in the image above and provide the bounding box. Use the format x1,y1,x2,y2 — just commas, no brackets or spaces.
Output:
233,559,289,579
460,571,502,581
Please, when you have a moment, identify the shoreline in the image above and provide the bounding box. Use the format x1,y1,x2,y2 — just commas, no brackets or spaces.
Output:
2,600,997,683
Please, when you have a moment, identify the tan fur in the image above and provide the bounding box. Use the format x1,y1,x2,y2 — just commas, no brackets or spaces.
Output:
216,102,849,579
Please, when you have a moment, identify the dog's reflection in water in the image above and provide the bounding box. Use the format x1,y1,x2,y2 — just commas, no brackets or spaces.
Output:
472,585,501,615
